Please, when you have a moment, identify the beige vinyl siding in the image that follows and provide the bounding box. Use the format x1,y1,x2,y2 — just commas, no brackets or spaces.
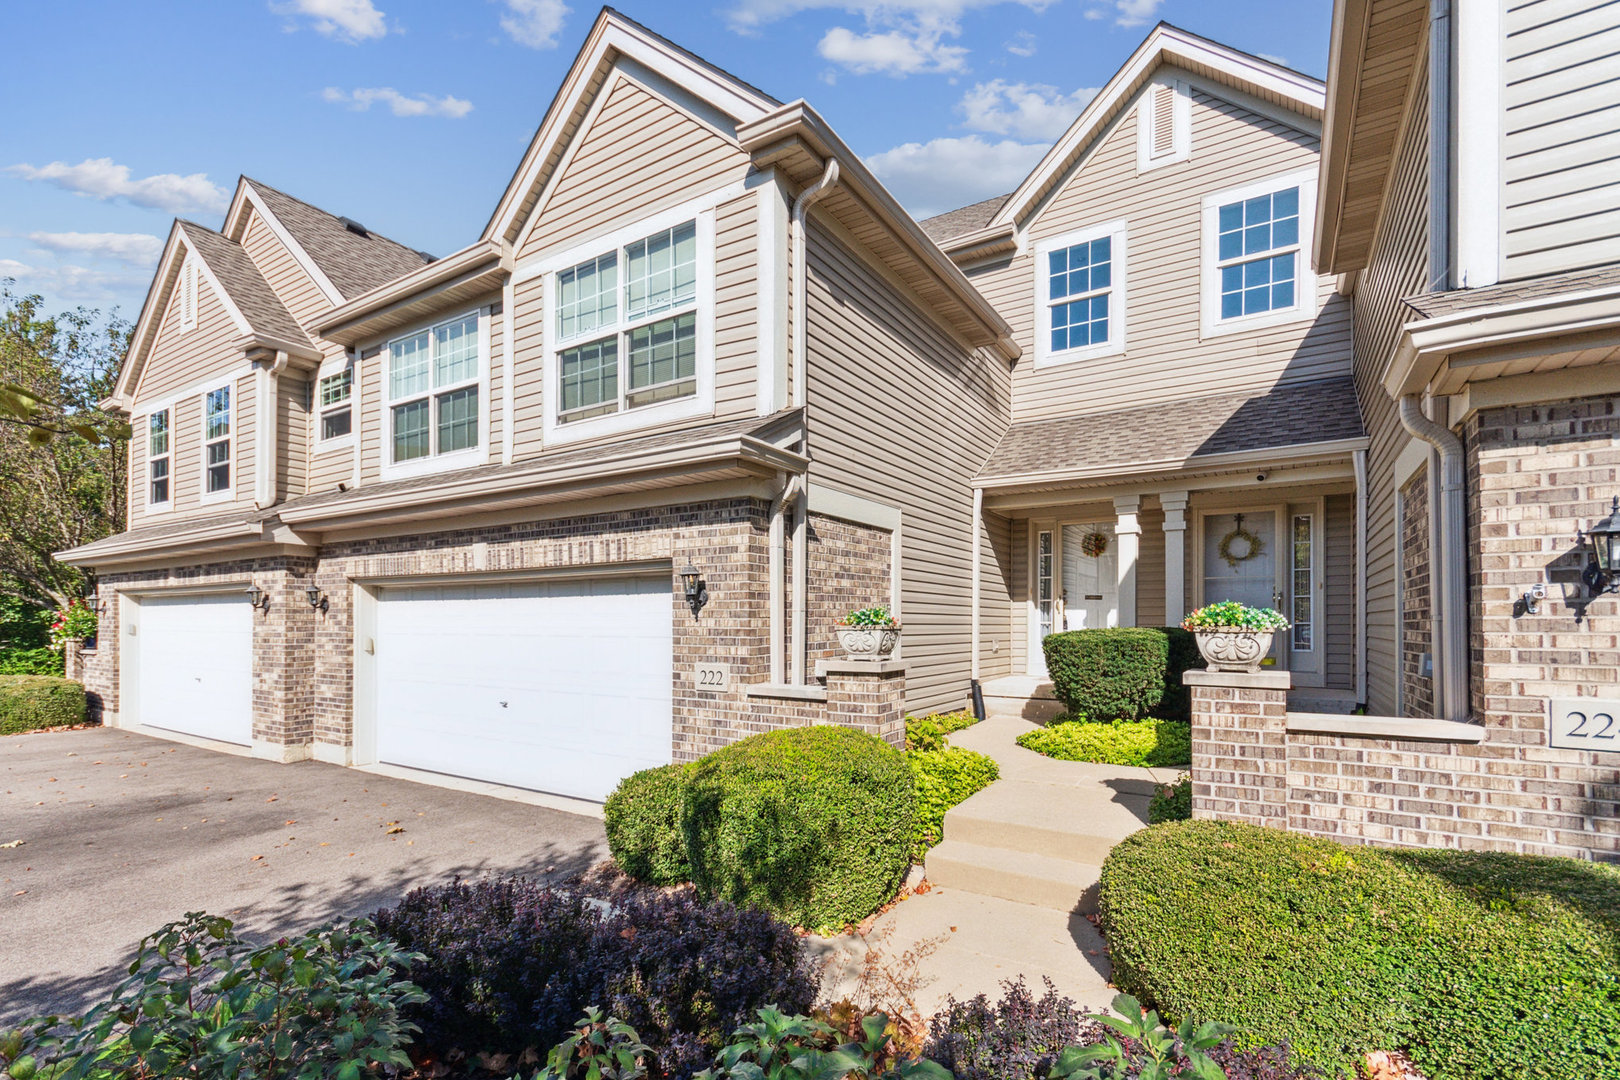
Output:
278,375,309,501
488,295,507,458
232,372,257,508
1502,0,1620,278
129,408,148,519
1137,503,1167,627
136,267,241,400
806,221,1012,713
516,74,751,262
967,79,1350,424
979,510,1014,681
359,350,383,485
1325,492,1356,690
510,276,546,460
240,210,328,327
171,396,201,508
1010,517,1030,674
714,191,759,421
1354,62,1430,717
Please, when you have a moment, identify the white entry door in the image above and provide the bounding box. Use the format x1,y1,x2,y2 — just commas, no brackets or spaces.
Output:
1061,523,1119,631
1201,510,1283,665
136,593,253,745
371,575,673,801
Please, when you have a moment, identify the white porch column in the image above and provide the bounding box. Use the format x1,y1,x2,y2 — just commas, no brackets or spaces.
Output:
1114,495,1141,628
1162,491,1189,625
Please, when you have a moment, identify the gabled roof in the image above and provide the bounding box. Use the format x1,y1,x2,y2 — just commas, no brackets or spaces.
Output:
227,178,433,303
976,23,1325,243
177,223,305,344
1403,262,1620,321
482,6,779,246
920,194,1011,243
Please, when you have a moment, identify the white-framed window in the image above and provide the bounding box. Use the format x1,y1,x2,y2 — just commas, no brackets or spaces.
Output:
1200,167,1317,338
201,385,231,500
1033,220,1128,367
529,198,716,446
180,259,198,332
317,365,354,443
383,310,484,474
146,409,171,510
1136,79,1190,171
1290,512,1313,652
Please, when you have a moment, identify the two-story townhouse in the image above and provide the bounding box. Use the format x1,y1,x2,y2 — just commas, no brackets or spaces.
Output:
1200,0,1620,859
925,26,1364,719
61,8,1016,805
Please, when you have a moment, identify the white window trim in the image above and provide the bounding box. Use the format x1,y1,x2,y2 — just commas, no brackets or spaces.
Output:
1200,166,1318,339
1033,219,1128,369
1136,78,1191,173
379,307,491,481
534,201,717,447
314,355,356,453
142,408,173,515
198,384,234,505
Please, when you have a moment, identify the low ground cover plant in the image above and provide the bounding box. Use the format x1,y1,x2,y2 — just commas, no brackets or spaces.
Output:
1016,718,1190,768
685,726,914,932
1099,820,1620,1079
903,711,998,861
1,913,423,1080
1147,776,1191,823
0,674,86,734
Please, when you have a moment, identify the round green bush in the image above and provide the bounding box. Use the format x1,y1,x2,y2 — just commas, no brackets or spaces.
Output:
604,763,691,885
683,725,914,932
1099,820,1620,1079
1042,628,1169,719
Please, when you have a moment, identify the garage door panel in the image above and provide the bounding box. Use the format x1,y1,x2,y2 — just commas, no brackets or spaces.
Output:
374,575,673,800
137,594,253,746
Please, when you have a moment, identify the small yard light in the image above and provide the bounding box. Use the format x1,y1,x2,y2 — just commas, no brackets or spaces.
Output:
1581,495,1620,595
306,586,329,614
680,563,708,616
244,584,269,611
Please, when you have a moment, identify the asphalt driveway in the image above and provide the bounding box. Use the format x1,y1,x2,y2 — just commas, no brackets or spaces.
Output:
0,727,607,1024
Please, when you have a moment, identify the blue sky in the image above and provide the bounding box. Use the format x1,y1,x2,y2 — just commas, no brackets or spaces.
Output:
0,0,1333,323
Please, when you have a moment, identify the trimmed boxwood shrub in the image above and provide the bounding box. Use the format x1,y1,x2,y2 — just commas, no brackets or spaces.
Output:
0,674,85,734
1016,718,1190,767
1099,820,1620,1079
909,745,998,860
1148,627,1201,722
1147,775,1192,823
683,725,914,931
1042,628,1168,719
605,763,691,885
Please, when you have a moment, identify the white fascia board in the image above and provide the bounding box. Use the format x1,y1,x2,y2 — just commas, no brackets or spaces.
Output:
175,225,253,338
236,182,346,305
114,224,190,402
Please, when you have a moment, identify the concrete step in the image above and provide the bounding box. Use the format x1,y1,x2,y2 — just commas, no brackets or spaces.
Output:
925,839,1104,912
944,781,1151,863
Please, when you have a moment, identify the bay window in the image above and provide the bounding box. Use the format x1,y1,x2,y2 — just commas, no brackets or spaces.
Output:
386,312,481,467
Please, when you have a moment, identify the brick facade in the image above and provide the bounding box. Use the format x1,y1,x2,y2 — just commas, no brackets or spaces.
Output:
79,497,907,782
1399,469,1433,716
1187,670,1290,826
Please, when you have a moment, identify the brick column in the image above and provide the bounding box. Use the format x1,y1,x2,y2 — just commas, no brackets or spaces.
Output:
821,659,906,748
1186,669,1291,827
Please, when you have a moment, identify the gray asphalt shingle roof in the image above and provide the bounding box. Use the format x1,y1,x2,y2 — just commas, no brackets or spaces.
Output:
977,378,1365,482
919,194,1012,243
1405,262,1620,320
177,223,307,344
246,179,433,301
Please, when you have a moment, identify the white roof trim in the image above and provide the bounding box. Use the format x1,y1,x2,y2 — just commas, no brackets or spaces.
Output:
225,180,347,306
112,224,187,403
991,23,1325,231
482,9,775,245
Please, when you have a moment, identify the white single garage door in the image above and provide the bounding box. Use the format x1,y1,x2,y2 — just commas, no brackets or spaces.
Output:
373,575,673,801
137,593,253,745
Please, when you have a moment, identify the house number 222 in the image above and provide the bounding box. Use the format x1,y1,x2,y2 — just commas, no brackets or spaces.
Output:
695,664,730,691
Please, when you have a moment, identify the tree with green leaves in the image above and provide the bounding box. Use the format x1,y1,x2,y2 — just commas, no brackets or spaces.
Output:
0,284,132,611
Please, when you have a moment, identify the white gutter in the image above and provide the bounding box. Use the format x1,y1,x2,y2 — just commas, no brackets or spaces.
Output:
1353,448,1368,706
1398,395,1469,722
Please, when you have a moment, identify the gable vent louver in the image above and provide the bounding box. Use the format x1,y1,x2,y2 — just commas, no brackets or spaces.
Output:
1152,84,1175,156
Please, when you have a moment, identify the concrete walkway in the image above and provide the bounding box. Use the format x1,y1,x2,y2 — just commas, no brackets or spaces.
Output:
818,715,1181,1016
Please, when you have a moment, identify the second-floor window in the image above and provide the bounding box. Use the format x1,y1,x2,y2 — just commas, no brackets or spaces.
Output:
387,312,480,466
1201,168,1315,337
147,410,170,508
1034,220,1127,367
319,367,353,441
203,386,231,497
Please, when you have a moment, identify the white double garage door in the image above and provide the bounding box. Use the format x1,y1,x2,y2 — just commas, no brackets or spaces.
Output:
132,575,673,801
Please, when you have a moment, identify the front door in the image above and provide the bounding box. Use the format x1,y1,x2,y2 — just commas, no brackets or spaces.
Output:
1031,522,1120,676
1201,510,1283,667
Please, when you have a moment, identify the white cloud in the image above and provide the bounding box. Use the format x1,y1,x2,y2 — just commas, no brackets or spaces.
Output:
866,135,1046,218
1005,29,1036,56
0,258,152,305
322,87,474,118
271,0,388,42
958,79,1097,140
1110,0,1163,27
26,232,163,264
5,158,228,215
499,0,570,48
818,25,967,75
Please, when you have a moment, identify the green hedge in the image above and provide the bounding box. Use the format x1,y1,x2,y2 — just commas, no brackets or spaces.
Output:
1016,718,1191,768
684,726,914,932
909,745,999,860
604,764,691,885
1148,628,1200,722
1147,776,1191,823
0,646,64,677
1099,820,1620,1079
0,674,86,734
1042,628,1169,719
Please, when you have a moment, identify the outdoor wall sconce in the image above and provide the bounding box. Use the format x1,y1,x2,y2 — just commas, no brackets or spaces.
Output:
1582,496,1620,596
680,563,709,616
245,584,270,611
306,586,329,614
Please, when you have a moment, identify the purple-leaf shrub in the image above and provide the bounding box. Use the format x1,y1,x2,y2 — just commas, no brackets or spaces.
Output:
924,977,1088,1080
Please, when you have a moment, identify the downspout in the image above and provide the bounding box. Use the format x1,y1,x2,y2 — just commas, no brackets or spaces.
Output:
788,159,841,685
256,351,290,509
970,488,983,682
1353,448,1368,707
1398,395,1468,721
769,473,804,685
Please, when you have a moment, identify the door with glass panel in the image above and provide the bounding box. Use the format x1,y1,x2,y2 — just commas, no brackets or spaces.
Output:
1284,506,1322,685
1031,523,1120,677
1200,510,1284,667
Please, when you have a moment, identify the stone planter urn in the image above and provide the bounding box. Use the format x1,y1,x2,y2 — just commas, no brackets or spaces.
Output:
835,624,900,661
1193,629,1273,673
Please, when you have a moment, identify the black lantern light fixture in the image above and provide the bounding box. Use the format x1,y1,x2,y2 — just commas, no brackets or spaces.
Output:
1581,496,1620,595
680,563,708,616
244,584,269,611
306,586,329,614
